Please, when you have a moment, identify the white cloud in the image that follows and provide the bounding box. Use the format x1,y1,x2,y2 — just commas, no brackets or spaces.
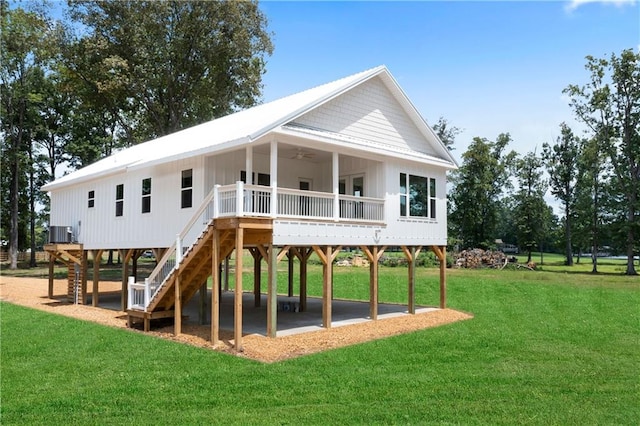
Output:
565,0,637,13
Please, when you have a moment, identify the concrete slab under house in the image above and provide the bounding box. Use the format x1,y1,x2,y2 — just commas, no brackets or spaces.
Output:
42,66,458,351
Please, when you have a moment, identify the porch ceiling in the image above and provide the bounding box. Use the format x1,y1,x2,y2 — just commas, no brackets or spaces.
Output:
252,142,332,164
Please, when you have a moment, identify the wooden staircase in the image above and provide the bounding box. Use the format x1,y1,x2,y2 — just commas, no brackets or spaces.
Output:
127,217,272,330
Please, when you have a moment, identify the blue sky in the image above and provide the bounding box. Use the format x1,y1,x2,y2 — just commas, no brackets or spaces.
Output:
258,0,639,163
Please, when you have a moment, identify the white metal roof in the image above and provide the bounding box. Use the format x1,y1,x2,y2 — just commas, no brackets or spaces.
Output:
43,66,456,191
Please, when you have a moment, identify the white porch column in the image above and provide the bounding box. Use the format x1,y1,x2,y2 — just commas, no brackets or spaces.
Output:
245,146,253,184
333,152,339,221
270,140,278,217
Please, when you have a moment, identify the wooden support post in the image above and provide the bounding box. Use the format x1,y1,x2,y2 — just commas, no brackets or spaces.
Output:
211,228,220,345
199,281,207,325
323,246,332,328
312,245,341,328
132,252,138,282
48,254,54,299
174,274,182,335
409,246,416,314
234,228,244,351
287,248,294,297
81,250,89,305
296,247,312,312
224,255,230,292
267,244,278,338
299,249,307,312
361,245,386,321
371,247,378,320
432,245,447,309
402,246,421,314
440,246,447,309
92,249,103,307
250,248,262,307
119,249,135,311
121,250,128,311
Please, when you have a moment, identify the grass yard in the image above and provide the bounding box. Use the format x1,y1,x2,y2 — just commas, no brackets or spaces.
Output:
1,260,639,424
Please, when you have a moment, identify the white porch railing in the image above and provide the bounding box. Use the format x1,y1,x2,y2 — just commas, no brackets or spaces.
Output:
278,188,334,219
128,181,385,311
338,194,385,222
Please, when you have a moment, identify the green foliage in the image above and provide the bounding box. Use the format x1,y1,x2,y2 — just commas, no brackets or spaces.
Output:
564,49,640,275
513,150,548,262
449,133,517,249
543,123,580,265
431,116,460,151
66,0,273,141
2,267,639,424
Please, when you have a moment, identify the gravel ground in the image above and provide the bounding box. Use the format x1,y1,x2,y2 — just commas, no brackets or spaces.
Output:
1,276,472,363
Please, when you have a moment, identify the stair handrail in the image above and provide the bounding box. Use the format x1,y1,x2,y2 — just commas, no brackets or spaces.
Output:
141,185,221,309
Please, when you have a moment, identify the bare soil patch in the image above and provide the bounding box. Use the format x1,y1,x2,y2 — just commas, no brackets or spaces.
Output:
0,275,472,363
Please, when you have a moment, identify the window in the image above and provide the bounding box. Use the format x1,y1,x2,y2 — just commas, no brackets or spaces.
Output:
399,174,407,216
115,184,124,217
429,178,436,219
141,178,151,213
88,190,95,208
399,173,436,219
181,169,192,208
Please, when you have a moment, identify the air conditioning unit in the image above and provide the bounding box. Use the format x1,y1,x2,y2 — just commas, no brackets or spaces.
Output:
48,226,73,243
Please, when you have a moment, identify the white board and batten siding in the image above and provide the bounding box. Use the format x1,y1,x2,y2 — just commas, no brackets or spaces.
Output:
49,157,205,250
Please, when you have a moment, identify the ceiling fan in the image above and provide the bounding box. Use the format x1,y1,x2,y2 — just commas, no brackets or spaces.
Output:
290,148,315,160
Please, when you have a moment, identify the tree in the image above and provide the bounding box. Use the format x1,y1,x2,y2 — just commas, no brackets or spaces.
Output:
0,3,52,269
513,150,548,263
449,133,516,248
432,117,461,151
573,136,611,273
65,0,274,142
542,123,580,265
565,49,640,275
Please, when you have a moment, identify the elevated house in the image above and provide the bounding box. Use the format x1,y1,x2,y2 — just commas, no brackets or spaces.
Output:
42,66,458,350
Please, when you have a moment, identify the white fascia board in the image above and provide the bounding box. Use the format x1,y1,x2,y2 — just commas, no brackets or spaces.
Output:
41,164,131,192
273,126,458,171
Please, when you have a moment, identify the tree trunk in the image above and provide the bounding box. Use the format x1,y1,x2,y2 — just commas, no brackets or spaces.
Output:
9,108,24,270
29,144,37,267
9,153,19,270
625,196,637,275
591,173,599,274
565,205,573,266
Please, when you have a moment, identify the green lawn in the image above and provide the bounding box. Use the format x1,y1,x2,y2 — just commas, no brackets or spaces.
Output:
1,261,639,424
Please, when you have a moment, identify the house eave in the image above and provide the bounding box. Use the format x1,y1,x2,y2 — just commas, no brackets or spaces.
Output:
274,125,458,170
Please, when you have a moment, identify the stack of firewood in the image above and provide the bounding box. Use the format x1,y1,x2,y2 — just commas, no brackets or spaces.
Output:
454,249,508,269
